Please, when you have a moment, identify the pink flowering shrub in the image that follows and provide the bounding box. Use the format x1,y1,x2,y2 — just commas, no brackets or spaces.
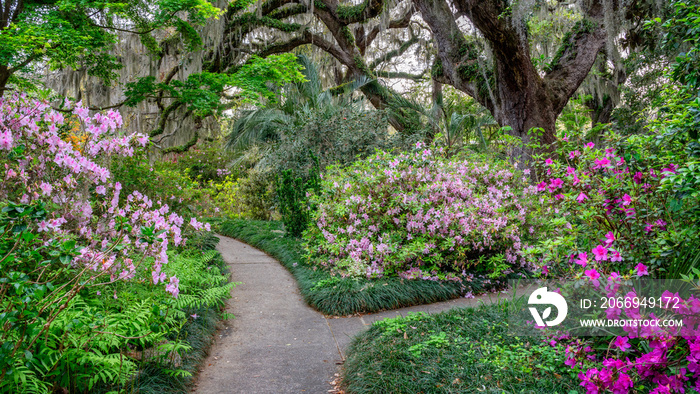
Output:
303,144,538,279
523,131,699,278
523,128,700,393
0,94,211,389
549,270,700,394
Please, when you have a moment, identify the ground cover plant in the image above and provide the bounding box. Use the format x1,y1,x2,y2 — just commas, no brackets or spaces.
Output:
342,302,579,393
0,95,232,392
217,219,501,316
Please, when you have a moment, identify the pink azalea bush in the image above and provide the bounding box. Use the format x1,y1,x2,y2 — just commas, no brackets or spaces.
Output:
303,144,538,279
523,131,699,278
526,130,700,393
0,93,209,296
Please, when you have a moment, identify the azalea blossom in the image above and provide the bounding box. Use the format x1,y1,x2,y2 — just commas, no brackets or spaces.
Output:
592,245,608,261
635,263,649,276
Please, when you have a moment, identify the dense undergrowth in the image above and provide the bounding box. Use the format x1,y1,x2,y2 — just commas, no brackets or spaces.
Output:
342,303,579,393
217,219,506,316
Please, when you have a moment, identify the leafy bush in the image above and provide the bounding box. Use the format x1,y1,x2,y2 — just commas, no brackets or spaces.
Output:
0,95,223,392
276,155,321,237
304,144,538,279
212,169,276,220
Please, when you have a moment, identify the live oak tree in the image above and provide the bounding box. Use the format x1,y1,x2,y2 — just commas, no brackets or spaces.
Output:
216,0,658,158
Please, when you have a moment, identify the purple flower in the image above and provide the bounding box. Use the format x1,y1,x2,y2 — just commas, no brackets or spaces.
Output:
594,157,611,169
621,194,632,206
549,178,564,190
633,171,643,184
39,182,53,196
603,231,615,246
585,269,601,287
576,192,588,203
610,250,622,262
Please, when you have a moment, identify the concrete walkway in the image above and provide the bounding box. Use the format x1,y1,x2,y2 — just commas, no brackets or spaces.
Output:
192,235,515,394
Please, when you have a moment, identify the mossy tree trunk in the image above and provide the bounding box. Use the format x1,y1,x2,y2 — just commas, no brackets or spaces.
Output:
415,0,611,158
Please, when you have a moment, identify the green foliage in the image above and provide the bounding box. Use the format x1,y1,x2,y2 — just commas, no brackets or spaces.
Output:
213,169,276,220
124,54,306,117
276,155,321,238
0,216,232,394
342,304,578,393
225,55,404,181
0,0,223,92
217,220,493,316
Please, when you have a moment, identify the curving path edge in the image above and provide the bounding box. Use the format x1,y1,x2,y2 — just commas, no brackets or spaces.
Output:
192,235,515,394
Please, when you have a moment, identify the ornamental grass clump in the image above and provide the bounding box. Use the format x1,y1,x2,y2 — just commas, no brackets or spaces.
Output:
303,143,538,280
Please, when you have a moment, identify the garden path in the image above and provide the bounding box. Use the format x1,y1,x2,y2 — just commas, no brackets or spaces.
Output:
192,235,514,394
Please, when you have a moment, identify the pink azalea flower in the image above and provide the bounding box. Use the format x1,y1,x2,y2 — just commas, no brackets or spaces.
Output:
633,171,643,184
594,157,611,169
569,150,581,159
610,250,622,262
566,166,576,176
613,336,631,351
537,182,547,192
544,158,554,166
592,245,608,261
39,182,53,196
621,194,632,206
191,313,198,319
549,178,564,190
603,231,615,246
585,269,601,287
576,192,588,203
542,265,549,275
575,252,589,267
635,263,649,277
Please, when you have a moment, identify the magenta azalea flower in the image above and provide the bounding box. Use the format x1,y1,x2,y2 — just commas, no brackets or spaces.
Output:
613,336,631,351
610,250,622,262
635,263,649,277
576,192,588,203
545,158,554,166
594,157,611,169
592,245,608,261
575,252,588,267
621,194,632,206
549,178,564,190
603,231,615,246
585,269,601,286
